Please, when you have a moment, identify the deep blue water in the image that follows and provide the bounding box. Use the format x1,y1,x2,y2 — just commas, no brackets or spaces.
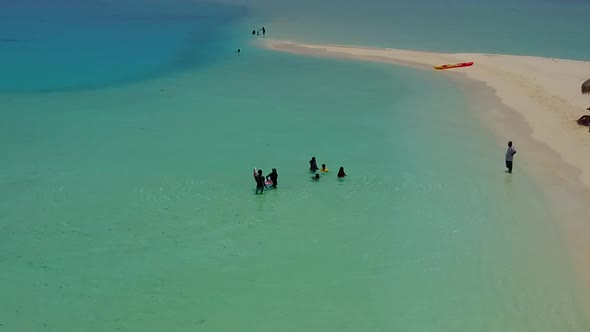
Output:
0,0,246,93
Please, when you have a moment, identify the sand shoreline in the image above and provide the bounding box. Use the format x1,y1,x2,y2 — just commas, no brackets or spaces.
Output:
264,40,590,187
263,38,590,310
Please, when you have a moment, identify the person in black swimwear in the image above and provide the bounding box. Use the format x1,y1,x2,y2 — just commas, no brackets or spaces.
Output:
311,173,320,181
309,157,319,172
266,168,278,188
254,169,266,194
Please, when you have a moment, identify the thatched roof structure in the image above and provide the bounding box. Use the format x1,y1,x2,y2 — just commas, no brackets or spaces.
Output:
582,79,590,94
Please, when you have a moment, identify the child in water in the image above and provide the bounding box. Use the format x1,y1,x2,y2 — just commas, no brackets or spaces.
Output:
337,167,346,178
320,164,329,173
311,173,320,181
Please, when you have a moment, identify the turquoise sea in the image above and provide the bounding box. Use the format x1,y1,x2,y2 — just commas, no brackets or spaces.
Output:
2,0,590,331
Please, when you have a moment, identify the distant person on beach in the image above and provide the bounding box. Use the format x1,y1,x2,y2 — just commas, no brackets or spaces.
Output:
257,30,260,36
337,167,347,178
311,173,320,181
254,169,266,194
252,30,256,36
266,168,278,188
236,48,240,54
320,164,329,172
262,27,266,37
309,157,319,172
505,141,517,174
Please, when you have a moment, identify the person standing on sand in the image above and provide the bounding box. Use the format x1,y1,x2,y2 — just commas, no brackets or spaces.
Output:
505,141,517,174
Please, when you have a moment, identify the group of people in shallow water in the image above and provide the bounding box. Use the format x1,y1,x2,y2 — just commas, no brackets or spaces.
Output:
309,156,346,181
237,27,268,55
252,156,347,194
252,27,266,37
236,27,266,55
253,168,278,194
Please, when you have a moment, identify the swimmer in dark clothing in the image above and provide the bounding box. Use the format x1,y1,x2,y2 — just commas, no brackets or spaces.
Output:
309,157,319,172
311,173,320,181
254,169,266,194
252,30,256,36
337,167,346,178
262,27,266,37
266,168,278,188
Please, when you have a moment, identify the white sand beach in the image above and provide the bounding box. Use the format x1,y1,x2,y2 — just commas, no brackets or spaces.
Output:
265,40,590,188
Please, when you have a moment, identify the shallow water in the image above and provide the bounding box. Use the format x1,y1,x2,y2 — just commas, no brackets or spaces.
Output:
1,0,589,330
243,0,590,59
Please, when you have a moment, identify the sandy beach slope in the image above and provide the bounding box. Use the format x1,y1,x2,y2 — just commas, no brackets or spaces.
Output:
265,40,590,188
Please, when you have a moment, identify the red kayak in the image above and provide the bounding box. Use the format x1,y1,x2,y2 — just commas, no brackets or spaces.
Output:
434,62,474,70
